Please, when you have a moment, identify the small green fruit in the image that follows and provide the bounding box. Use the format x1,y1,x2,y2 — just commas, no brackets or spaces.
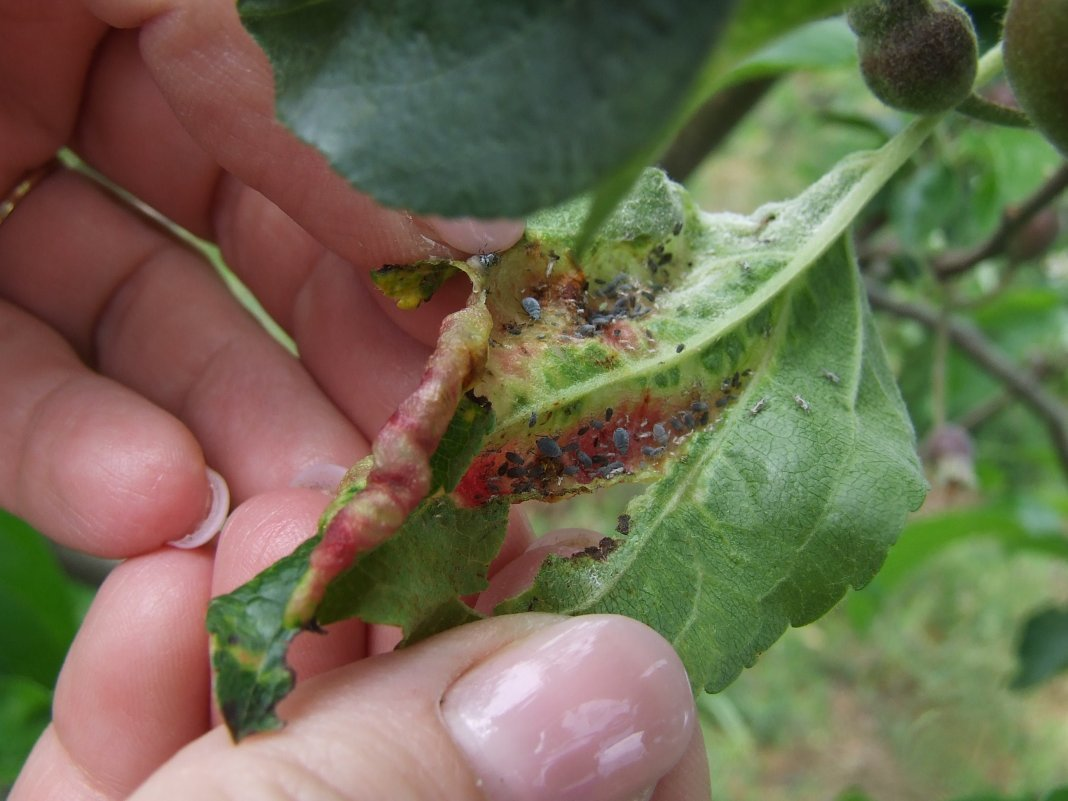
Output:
1003,0,1068,158
848,0,978,115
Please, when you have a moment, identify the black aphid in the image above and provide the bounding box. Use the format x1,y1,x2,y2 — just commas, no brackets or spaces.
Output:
590,419,604,430
604,407,614,421
497,462,509,476
642,445,665,457
506,466,527,479
591,315,612,326
505,451,524,465
577,451,594,469
562,464,581,476
675,343,686,353
562,440,580,453
512,481,534,493
536,436,562,459
616,514,632,534
613,427,630,455
691,401,709,413
528,411,537,427
591,453,611,465
521,296,541,321
604,461,626,475
527,464,546,479
715,397,730,408
683,411,697,429
720,378,732,392
669,417,685,432
673,221,683,236
652,422,669,445
731,371,741,388
577,324,596,337
577,425,589,436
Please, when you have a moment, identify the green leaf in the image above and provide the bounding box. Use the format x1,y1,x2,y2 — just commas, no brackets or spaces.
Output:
207,535,318,740
0,675,52,786
208,496,509,738
0,510,78,686
1012,606,1068,690
317,497,510,639
719,17,857,88
695,0,851,99
238,0,738,218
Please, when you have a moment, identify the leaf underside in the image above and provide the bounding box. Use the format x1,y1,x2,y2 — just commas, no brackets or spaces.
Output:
236,0,738,218
209,138,930,738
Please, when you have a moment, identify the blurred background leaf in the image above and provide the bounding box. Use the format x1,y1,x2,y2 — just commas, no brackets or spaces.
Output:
0,510,93,790
1012,607,1068,689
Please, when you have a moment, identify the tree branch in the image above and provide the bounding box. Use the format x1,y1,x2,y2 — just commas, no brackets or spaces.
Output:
659,76,779,181
866,281,1068,478
933,163,1068,278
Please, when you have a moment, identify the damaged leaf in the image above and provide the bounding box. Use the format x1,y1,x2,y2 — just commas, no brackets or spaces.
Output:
371,260,459,310
206,496,509,740
209,119,935,739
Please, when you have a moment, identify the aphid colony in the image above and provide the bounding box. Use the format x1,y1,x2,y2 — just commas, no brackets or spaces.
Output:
456,371,754,505
510,225,689,348
519,269,664,343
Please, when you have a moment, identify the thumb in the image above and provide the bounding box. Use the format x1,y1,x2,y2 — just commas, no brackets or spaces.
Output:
131,613,698,801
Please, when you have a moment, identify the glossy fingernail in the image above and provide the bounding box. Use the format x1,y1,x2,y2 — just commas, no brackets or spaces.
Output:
168,468,230,549
424,216,525,254
441,615,694,801
290,462,347,494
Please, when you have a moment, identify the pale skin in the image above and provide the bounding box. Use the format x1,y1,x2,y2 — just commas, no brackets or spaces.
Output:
1,1,712,798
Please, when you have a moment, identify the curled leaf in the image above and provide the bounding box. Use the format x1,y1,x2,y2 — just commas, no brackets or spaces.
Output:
209,123,934,738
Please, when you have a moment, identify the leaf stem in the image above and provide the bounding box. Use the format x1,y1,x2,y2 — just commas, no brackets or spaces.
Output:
973,41,1006,89
866,281,1068,479
932,295,949,429
956,93,1032,129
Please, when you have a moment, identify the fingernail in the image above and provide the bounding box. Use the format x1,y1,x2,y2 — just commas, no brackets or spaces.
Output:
442,615,694,801
168,468,230,549
290,462,347,494
424,216,525,254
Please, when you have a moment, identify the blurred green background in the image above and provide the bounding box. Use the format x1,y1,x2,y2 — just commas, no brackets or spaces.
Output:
3,2,1068,799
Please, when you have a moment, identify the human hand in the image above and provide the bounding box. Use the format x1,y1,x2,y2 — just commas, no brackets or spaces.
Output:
2,1,708,798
